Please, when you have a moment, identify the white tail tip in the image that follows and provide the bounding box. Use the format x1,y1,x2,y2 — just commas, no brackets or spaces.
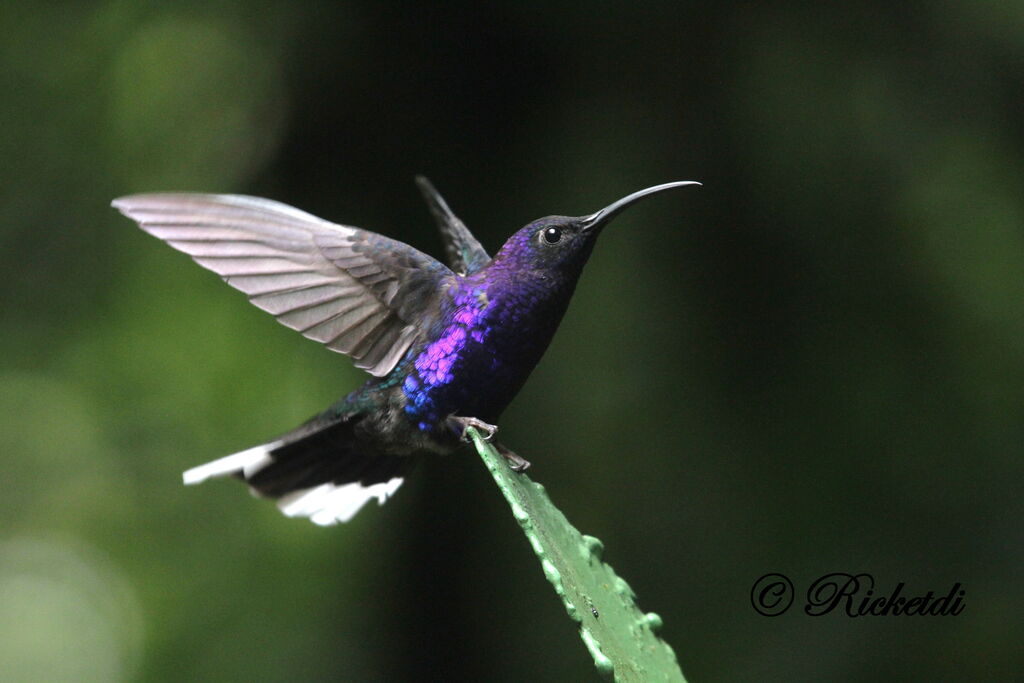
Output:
277,477,404,525
182,442,280,485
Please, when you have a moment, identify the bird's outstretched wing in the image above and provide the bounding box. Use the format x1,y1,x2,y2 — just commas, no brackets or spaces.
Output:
415,176,490,275
112,193,454,377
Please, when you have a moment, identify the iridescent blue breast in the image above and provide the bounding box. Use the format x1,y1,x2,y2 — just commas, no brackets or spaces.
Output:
397,271,571,432
400,282,494,430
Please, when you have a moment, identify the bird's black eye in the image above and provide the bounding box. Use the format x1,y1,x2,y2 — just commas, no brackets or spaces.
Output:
542,226,562,244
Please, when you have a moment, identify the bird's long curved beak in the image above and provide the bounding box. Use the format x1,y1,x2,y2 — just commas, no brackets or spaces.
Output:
580,181,701,233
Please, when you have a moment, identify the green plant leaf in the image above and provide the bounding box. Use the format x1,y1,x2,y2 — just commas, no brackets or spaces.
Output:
468,429,687,682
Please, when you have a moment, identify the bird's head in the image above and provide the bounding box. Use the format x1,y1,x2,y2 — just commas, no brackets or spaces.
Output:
492,181,700,278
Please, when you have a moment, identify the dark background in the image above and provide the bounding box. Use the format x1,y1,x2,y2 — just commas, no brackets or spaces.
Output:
2,2,1022,681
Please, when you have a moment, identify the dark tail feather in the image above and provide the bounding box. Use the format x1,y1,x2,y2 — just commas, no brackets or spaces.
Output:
182,414,412,525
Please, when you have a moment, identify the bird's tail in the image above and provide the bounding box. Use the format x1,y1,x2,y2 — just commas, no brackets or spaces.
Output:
182,414,411,525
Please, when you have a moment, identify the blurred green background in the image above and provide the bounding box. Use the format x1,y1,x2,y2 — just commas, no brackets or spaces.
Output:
2,1,1023,681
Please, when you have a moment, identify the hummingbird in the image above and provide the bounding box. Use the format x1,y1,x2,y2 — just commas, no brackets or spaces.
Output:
112,178,699,525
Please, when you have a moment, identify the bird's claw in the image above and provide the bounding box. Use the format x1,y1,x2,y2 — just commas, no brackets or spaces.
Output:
448,415,498,442
496,443,531,473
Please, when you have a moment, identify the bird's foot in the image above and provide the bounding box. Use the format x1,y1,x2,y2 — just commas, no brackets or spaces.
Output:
496,443,531,473
447,415,498,442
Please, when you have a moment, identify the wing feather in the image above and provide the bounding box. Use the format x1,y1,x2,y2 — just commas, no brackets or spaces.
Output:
112,193,453,376
414,176,490,275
